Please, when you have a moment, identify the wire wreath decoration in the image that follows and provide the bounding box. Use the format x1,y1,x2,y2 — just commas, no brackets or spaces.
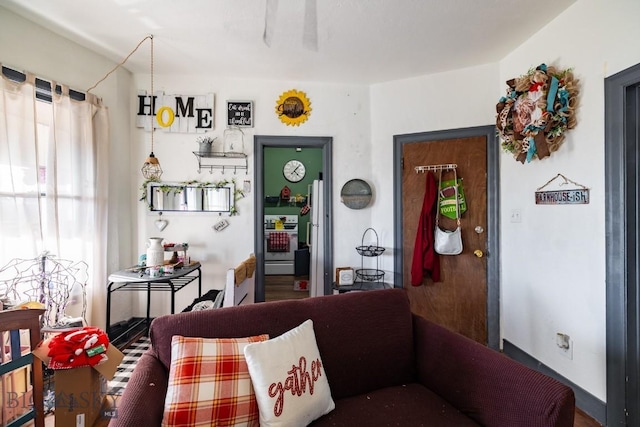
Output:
0,252,88,327
496,63,579,163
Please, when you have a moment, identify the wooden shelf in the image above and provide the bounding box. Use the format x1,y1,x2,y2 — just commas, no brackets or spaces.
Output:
332,282,392,293
192,151,248,174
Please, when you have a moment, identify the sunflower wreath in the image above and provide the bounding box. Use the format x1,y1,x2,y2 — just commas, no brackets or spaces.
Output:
496,64,579,163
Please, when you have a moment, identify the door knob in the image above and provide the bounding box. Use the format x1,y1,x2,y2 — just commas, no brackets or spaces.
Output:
474,226,484,234
473,249,484,258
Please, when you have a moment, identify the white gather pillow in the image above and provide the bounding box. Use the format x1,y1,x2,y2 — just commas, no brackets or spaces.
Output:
243,319,335,426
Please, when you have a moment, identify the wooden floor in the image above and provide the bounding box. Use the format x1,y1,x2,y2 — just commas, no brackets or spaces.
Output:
265,274,309,302
574,408,602,427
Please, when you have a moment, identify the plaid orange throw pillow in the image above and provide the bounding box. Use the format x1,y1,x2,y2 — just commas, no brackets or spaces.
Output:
162,334,269,427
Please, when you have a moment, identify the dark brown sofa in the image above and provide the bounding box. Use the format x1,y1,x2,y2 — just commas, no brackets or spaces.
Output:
111,288,575,426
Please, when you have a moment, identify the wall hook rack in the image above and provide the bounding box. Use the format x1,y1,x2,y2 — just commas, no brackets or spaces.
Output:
414,163,458,173
193,151,248,175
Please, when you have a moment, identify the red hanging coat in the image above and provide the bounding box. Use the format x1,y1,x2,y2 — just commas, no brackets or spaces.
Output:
411,171,441,285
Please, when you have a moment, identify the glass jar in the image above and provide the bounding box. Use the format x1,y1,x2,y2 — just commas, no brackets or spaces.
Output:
223,127,245,154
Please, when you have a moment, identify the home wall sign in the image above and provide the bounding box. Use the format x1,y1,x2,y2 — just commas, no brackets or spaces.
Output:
534,173,589,205
136,91,215,133
275,89,311,126
227,101,253,127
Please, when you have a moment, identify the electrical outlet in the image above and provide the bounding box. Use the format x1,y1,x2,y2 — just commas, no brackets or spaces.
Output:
556,333,573,360
510,209,522,223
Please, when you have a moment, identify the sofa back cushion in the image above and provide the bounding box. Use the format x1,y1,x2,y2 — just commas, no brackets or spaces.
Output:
150,288,416,399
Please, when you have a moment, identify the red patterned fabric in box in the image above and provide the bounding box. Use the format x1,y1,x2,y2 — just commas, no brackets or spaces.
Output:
161,334,269,427
267,231,290,252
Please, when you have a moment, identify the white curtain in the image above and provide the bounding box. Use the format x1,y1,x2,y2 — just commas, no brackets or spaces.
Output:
0,68,109,326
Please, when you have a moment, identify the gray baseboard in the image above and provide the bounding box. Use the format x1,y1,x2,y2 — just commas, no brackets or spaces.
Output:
502,340,606,425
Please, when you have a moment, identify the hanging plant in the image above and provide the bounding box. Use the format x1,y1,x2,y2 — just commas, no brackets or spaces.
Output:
139,178,161,210
195,135,217,154
496,63,579,163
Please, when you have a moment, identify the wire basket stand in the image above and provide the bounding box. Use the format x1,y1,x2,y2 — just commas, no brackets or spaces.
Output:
355,228,385,282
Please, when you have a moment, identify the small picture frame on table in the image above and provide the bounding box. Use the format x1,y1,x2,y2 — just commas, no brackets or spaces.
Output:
335,267,354,286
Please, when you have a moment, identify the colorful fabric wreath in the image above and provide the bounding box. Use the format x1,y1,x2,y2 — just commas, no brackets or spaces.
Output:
496,64,579,163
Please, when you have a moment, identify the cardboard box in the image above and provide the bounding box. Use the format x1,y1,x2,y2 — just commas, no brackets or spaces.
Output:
53,367,105,427
33,336,124,427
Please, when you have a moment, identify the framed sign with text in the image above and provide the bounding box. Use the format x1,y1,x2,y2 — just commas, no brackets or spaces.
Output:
227,100,253,127
534,173,590,205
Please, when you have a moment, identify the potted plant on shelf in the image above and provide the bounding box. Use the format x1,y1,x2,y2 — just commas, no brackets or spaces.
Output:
196,136,217,154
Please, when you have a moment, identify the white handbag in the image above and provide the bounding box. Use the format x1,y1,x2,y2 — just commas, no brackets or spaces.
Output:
434,169,463,255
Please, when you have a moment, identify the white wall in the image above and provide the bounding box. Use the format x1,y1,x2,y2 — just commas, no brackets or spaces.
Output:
131,75,371,316
370,63,499,280
370,0,640,405
497,0,640,402
0,7,133,328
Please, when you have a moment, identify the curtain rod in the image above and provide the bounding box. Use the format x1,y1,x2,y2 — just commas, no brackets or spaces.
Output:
1,65,86,102
414,163,458,173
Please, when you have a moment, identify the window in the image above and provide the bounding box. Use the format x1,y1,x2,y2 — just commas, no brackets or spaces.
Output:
0,66,109,325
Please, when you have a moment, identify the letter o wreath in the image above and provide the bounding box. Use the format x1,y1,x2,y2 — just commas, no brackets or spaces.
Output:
156,106,175,128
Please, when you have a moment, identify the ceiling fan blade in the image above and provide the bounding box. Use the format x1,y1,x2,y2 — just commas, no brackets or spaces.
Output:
263,0,279,47
303,0,318,51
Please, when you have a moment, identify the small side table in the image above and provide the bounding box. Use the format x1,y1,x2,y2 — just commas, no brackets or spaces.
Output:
332,281,392,293
106,262,201,344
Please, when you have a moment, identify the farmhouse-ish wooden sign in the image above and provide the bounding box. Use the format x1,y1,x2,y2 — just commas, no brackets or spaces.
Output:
535,189,589,205
535,173,590,205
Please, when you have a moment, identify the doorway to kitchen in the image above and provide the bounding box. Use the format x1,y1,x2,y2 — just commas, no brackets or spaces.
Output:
253,135,333,302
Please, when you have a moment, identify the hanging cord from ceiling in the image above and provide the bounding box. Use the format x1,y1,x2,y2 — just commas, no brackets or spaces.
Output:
149,34,155,152
139,34,162,180
86,34,153,93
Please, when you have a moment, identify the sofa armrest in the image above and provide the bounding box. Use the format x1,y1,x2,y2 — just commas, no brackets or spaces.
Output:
413,315,575,427
109,351,168,427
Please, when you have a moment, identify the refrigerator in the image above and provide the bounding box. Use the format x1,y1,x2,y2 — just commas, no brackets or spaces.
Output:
308,179,325,297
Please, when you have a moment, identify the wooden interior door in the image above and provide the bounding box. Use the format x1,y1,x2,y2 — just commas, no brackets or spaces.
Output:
402,136,488,344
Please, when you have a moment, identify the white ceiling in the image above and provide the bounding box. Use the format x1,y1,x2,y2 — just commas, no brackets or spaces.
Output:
1,0,575,84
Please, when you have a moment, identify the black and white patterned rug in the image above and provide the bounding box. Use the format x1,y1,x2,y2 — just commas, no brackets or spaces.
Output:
107,337,150,396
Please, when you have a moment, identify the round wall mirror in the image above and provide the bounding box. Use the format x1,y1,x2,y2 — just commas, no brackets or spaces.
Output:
341,179,372,209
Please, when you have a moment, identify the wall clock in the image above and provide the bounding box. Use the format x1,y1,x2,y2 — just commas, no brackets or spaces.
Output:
283,159,306,182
